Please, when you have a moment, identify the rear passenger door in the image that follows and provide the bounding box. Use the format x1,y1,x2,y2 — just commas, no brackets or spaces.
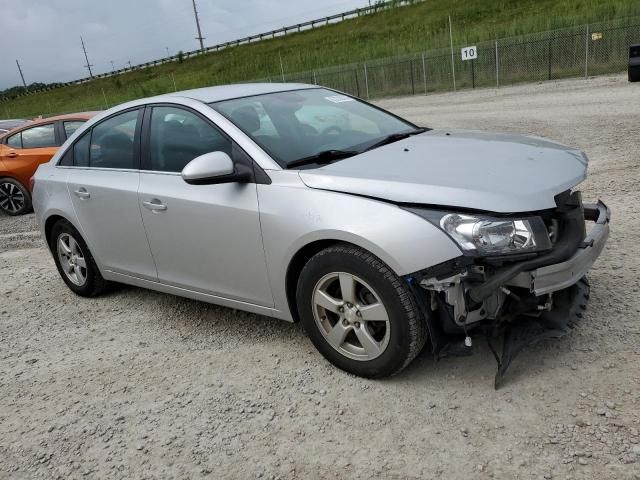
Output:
64,108,157,280
138,105,273,306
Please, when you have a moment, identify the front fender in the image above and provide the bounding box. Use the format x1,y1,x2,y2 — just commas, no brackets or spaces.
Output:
258,172,461,320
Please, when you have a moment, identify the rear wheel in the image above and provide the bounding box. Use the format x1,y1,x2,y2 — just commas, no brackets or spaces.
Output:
50,219,108,297
0,178,31,216
297,244,427,378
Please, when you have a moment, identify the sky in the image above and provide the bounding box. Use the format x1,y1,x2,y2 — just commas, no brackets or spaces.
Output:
0,0,367,90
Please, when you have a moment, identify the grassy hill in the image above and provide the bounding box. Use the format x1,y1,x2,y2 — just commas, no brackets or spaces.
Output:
3,0,639,118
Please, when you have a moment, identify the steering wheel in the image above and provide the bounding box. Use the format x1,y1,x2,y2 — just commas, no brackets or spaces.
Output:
319,125,343,141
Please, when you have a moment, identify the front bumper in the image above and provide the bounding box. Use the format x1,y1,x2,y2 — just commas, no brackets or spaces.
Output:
408,196,610,387
507,200,610,295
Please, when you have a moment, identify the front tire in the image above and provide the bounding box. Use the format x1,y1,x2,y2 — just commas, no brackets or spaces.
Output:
0,178,32,216
50,219,108,297
297,244,427,378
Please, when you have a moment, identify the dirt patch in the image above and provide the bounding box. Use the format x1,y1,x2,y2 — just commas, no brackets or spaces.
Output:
1,75,638,479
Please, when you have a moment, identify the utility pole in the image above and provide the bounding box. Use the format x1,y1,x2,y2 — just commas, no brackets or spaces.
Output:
15,60,27,88
191,0,205,51
127,61,132,69
80,36,94,78
110,60,115,72
165,47,171,58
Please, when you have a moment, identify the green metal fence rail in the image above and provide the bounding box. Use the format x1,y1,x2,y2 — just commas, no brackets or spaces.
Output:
1,16,639,119
277,18,640,99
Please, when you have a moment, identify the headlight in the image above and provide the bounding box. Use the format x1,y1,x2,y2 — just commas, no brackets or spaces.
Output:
404,208,552,256
440,214,545,255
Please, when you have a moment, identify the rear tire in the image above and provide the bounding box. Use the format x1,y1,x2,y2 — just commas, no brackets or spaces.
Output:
50,219,108,297
0,178,32,216
297,243,427,378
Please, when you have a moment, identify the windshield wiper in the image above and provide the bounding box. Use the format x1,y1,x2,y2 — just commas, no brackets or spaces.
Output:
286,149,359,169
364,127,429,152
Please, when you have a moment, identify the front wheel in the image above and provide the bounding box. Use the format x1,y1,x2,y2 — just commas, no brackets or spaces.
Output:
297,244,427,378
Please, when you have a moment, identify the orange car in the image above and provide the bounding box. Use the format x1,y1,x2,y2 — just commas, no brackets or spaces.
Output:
0,112,96,215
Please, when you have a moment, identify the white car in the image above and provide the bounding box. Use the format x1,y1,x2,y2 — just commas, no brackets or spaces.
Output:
33,84,610,384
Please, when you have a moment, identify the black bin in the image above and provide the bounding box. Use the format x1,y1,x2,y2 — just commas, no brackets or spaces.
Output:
630,44,640,82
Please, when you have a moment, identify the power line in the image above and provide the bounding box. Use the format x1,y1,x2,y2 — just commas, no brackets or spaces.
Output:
80,36,94,78
191,0,205,51
15,60,27,88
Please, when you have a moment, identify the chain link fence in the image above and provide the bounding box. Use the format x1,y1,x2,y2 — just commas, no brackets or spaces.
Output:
2,16,638,119
272,17,640,99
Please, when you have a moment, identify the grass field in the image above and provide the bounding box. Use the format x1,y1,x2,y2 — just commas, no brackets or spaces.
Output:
2,0,640,118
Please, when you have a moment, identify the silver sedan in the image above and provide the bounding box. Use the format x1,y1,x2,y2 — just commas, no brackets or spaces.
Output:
33,83,609,383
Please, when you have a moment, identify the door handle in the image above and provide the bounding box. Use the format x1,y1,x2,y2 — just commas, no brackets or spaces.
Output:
74,188,90,199
143,199,167,212
7,152,17,158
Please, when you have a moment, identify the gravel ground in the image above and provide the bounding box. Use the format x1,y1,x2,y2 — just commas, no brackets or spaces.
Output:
1,74,639,480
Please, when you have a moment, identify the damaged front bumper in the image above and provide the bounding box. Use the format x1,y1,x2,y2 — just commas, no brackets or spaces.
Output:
506,201,609,295
406,198,610,387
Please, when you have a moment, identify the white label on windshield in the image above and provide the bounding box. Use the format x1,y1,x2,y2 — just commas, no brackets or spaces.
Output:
325,95,355,103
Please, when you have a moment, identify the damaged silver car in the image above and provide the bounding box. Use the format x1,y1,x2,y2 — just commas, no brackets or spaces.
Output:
32,84,610,386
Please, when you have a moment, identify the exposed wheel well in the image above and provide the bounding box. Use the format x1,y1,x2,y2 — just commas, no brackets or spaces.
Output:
44,215,67,248
285,239,345,322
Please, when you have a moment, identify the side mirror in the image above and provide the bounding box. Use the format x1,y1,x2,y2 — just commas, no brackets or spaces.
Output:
181,151,250,185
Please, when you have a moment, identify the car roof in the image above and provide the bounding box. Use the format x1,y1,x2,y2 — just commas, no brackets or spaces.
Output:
29,112,98,124
157,82,317,104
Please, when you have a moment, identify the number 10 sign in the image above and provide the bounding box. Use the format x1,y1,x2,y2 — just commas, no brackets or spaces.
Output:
461,46,477,61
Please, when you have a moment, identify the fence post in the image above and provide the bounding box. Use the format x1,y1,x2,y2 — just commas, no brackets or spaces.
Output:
364,63,370,100
449,15,456,91
495,39,499,88
279,52,285,81
354,69,361,97
410,60,415,95
471,59,475,88
313,70,317,85
421,52,427,95
585,24,589,79
101,88,108,108
548,37,552,81
171,73,177,91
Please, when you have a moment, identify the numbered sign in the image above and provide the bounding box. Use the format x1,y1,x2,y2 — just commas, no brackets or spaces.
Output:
461,46,477,61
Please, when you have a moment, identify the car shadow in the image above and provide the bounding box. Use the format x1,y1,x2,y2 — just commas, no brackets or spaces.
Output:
103,282,580,390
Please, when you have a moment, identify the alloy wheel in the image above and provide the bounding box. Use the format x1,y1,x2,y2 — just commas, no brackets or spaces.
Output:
312,272,391,361
0,182,25,214
57,233,88,286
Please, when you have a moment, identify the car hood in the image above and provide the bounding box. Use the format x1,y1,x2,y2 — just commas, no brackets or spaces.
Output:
298,129,588,213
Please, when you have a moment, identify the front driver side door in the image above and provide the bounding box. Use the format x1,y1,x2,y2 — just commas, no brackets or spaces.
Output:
137,105,273,307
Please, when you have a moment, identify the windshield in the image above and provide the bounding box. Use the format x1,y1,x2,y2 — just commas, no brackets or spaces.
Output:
210,88,419,168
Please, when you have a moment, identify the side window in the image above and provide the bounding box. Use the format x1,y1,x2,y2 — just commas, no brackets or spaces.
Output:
148,106,232,172
74,131,91,167
58,148,73,166
64,121,86,138
90,109,139,169
7,133,22,149
21,124,57,148
57,130,90,167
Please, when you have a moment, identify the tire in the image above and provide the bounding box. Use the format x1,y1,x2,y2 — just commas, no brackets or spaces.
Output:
296,243,427,378
50,219,108,297
0,178,32,216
